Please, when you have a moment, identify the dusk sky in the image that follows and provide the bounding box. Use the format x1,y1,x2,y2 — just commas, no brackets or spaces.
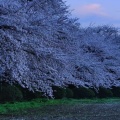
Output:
65,0,120,28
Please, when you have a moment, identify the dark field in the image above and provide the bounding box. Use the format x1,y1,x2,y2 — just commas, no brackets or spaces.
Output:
1,103,120,120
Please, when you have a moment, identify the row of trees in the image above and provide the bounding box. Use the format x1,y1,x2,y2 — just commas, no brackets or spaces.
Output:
1,83,120,103
0,0,120,97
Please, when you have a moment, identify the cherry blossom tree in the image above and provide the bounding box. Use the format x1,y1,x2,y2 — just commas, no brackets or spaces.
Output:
0,0,120,97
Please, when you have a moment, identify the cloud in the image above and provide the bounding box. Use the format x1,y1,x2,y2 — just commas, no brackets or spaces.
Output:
75,3,108,17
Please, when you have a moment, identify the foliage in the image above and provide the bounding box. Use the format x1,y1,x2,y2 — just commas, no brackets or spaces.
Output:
112,87,120,97
34,92,43,98
22,88,38,100
18,86,44,100
53,86,66,99
0,84,23,103
98,87,113,98
65,88,74,98
73,87,95,99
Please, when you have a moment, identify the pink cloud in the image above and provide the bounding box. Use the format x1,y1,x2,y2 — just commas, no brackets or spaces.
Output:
75,4,108,17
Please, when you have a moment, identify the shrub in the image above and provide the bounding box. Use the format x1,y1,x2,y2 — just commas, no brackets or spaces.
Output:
73,88,79,99
53,86,66,99
68,84,76,89
65,88,73,98
89,88,98,97
0,84,23,103
15,84,44,100
73,87,95,99
34,91,43,98
21,88,37,101
98,87,113,98
112,87,120,97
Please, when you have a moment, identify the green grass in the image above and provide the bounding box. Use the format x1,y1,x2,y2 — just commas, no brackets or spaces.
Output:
0,98,120,114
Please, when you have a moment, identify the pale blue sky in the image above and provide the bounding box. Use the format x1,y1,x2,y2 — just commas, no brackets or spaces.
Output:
65,0,120,27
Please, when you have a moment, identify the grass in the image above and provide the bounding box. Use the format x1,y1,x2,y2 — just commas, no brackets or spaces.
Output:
0,98,120,115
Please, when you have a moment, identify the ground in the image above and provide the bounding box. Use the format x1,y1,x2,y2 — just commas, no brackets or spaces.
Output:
0,103,120,120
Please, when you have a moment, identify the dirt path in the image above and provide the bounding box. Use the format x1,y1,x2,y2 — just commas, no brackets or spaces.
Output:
1,103,120,120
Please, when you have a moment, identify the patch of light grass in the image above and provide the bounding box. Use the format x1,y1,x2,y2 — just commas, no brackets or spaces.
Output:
0,98,120,114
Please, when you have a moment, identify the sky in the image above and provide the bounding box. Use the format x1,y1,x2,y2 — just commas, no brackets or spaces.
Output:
65,0,120,28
